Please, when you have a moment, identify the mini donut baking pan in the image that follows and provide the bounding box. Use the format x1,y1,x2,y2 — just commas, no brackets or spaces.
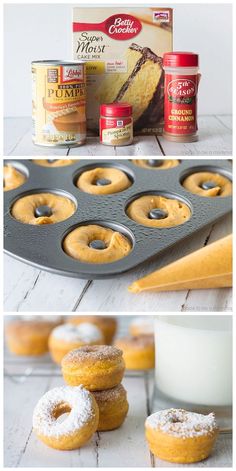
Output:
4,159,232,279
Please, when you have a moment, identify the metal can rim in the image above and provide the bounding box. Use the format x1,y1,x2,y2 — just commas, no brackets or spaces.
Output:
31,60,86,66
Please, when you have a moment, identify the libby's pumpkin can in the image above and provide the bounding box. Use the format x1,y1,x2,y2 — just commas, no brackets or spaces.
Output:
32,60,86,147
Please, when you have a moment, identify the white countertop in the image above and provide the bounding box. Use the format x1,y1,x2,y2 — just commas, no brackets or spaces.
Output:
4,115,232,156
4,212,232,313
4,352,232,468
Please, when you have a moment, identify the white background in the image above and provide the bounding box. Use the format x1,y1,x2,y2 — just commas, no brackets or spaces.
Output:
4,3,232,117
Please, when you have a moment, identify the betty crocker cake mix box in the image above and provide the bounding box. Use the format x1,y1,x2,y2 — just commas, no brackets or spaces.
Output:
73,7,173,135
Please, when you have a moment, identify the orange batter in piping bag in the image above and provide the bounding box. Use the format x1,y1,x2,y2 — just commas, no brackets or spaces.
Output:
128,234,232,293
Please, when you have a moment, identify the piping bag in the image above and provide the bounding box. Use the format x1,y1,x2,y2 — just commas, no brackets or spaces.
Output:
128,234,232,293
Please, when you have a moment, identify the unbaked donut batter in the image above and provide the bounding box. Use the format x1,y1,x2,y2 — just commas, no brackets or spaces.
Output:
132,159,179,169
4,165,26,191
77,167,131,195
127,195,191,228
63,224,132,263
182,171,232,197
33,159,77,167
11,192,76,225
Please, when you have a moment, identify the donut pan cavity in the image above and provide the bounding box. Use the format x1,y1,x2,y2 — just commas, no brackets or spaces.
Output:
4,159,232,279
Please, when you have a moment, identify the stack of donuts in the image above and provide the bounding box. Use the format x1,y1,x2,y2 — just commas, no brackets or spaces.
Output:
61,344,128,432
31,316,128,450
5,315,129,451
32,342,128,450
115,316,155,370
5,316,219,461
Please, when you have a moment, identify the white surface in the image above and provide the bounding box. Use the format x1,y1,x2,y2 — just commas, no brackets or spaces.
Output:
4,115,232,156
154,316,232,406
4,348,232,467
4,213,232,313
4,3,232,117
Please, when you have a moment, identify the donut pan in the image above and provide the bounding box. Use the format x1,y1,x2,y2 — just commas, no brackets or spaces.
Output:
4,159,232,279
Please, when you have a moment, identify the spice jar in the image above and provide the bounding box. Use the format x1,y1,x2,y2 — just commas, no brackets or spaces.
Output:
163,52,200,142
99,103,133,146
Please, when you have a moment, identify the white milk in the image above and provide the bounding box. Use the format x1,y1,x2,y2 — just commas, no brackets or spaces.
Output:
155,316,232,406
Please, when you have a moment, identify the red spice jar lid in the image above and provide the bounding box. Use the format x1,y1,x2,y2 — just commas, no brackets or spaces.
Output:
163,52,199,68
100,102,132,117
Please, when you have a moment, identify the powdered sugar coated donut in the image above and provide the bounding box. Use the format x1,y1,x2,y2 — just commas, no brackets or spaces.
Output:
52,323,103,343
49,323,104,364
145,408,219,463
33,385,99,450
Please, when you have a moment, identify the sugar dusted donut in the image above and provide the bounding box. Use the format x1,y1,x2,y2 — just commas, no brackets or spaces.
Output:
33,385,99,450
132,159,179,170
4,165,26,191
49,323,104,364
182,171,232,197
67,316,117,344
115,334,155,370
77,167,131,195
11,192,76,225
129,316,154,337
93,384,129,431
62,345,125,390
63,224,132,263
145,409,219,464
5,320,56,356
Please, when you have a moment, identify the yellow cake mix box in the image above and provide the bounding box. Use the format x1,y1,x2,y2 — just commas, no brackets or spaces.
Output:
73,7,173,135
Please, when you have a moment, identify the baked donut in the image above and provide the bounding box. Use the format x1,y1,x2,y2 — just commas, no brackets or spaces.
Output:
93,384,129,431
63,224,132,263
62,345,125,390
11,192,76,225
182,171,232,197
33,385,99,450
132,159,179,169
126,195,191,228
67,316,117,345
129,316,154,337
49,323,104,364
115,335,155,370
77,167,131,195
4,165,26,191
145,409,219,464
33,159,77,167
5,320,56,356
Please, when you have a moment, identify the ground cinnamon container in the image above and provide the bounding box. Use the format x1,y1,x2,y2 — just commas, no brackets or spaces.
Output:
32,60,86,147
99,103,133,146
163,52,199,142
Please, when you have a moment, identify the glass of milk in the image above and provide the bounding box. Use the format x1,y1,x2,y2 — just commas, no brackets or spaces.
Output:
154,315,232,427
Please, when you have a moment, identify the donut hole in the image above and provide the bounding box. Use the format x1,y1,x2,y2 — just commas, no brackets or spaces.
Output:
170,417,184,424
53,403,71,422
148,208,168,220
89,239,107,250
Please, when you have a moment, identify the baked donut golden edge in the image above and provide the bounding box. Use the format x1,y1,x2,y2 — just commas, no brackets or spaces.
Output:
93,384,129,431
62,345,125,390
49,323,104,364
5,320,57,356
145,409,219,464
33,385,99,450
115,335,155,370
67,316,117,345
